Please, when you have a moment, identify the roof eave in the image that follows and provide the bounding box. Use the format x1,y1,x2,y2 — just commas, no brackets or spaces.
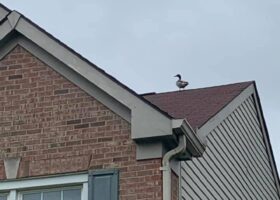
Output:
172,119,205,160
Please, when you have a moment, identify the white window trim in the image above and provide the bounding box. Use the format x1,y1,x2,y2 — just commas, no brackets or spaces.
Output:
0,174,88,200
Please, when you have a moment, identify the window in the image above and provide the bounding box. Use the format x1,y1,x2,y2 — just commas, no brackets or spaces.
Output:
0,169,119,200
0,194,7,200
19,187,81,200
0,174,88,200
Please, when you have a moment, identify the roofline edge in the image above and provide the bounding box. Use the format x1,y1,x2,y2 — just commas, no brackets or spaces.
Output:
252,82,280,197
172,119,205,159
197,82,255,142
0,10,174,140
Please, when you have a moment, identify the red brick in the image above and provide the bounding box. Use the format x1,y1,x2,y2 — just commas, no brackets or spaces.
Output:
66,119,81,125
8,74,22,80
54,89,69,95
74,123,89,129
0,46,163,200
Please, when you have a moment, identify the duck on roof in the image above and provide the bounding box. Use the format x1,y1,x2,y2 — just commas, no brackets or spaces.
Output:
0,3,279,197
0,3,207,160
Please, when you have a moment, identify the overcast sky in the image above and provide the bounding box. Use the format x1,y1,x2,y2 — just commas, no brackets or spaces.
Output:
1,0,279,173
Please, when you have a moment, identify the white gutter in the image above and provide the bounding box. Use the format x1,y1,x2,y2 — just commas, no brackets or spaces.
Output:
173,119,205,157
161,134,187,200
160,119,205,200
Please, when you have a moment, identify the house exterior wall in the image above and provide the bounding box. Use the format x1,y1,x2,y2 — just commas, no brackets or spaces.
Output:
0,46,163,200
171,170,179,200
181,95,280,200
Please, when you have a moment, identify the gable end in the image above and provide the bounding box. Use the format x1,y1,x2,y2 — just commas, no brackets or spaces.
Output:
182,94,280,199
0,10,175,140
0,33,131,123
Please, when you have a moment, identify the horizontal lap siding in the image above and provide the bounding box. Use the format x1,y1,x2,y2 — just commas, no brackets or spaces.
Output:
181,96,279,200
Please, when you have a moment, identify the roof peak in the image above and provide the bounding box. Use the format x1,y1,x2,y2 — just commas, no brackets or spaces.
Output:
0,3,11,21
142,81,254,97
0,3,11,12
143,80,254,128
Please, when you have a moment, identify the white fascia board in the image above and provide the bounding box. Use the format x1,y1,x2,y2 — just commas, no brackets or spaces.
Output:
172,119,205,157
0,11,172,139
7,11,21,29
0,173,88,191
197,83,255,143
0,5,9,21
0,11,20,39
0,20,12,40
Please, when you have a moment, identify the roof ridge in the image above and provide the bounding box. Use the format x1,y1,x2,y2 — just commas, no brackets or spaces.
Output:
142,81,255,96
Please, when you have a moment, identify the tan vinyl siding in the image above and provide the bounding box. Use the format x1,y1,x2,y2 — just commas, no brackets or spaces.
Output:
181,95,279,200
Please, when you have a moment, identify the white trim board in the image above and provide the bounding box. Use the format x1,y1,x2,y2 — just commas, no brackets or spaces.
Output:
0,174,88,200
0,174,88,191
197,84,255,142
0,4,9,21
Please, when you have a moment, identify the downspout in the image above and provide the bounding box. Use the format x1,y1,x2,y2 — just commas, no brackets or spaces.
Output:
161,134,187,200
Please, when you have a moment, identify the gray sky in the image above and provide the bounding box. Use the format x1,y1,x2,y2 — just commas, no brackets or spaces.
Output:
2,0,280,173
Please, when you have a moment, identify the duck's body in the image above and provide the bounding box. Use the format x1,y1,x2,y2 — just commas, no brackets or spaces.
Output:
175,74,189,90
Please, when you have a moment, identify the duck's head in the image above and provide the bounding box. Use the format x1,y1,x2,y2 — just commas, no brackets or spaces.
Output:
174,74,181,79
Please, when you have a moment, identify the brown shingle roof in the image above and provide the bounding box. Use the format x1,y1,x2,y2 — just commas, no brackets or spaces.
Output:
143,81,253,129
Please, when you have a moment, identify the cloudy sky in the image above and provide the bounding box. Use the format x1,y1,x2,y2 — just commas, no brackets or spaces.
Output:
1,0,279,173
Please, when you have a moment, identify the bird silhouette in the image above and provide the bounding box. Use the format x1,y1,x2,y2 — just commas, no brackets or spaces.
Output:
174,74,189,90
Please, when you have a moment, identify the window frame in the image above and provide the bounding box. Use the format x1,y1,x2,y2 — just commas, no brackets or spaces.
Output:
0,174,88,200
18,185,82,200
0,193,8,200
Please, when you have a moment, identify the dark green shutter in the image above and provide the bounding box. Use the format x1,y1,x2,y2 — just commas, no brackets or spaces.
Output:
89,169,119,200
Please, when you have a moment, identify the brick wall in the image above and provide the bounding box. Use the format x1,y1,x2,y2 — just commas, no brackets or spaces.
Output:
0,46,162,200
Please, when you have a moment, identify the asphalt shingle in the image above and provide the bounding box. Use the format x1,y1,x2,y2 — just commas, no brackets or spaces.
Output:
143,81,253,129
